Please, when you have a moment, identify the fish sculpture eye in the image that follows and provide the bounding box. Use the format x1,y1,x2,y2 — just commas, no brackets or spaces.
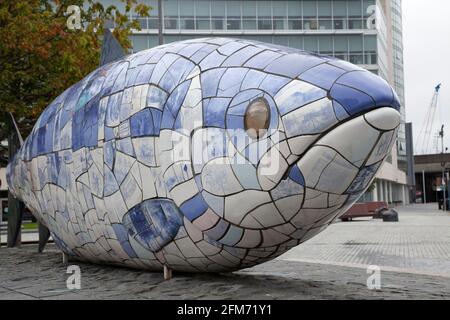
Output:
244,97,271,139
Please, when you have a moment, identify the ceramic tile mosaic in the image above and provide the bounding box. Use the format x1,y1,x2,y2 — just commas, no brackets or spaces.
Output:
7,38,401,272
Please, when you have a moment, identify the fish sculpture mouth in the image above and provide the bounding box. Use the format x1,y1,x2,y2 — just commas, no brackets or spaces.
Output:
281,106,401,195
194,106,400,234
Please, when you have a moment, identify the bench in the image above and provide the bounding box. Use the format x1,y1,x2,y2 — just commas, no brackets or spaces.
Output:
340,201,388,221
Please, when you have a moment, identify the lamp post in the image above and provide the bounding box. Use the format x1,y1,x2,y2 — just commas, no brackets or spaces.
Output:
439,125,446,211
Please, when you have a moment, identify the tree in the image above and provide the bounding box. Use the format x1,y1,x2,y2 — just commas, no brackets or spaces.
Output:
0,0,151,164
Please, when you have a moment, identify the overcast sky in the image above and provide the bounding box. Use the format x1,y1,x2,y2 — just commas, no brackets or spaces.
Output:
403,0,450,154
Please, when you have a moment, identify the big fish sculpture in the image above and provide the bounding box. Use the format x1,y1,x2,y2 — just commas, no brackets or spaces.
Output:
7,38,400,272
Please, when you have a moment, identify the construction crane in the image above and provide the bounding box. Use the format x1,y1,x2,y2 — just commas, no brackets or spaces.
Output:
416,84,442,155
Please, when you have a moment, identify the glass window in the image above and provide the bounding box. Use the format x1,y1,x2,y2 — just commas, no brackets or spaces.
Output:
132,35,148,52
349,18,363,29
243,19,257,29
303,1,318,30
273,1,287,18
273,36,289,47
257,1,271,17
212,0,226,16
213,19,225,30
164,35,180,44
148,17,159,29
364,35,377,51
333,0,347,29
318,1,332,17
136,17,147,29
181,18,195,29
304,36,318,52
364,35,377,64
165,18,178,29
318,0,332,29
227,1,241,30
274,19,285,30
212,0,225,30
180,0,194,16
148,0,159,17
303,1,317,17
148,35,159,48
348,0,362,16
348,0,362,29
349,35,363,51
318,36,333,54
349,35,363,64
196,1,210,17
257,1,271,29
273,0,286,29
289,36,303,49
333,0,347,16
288,20,302,30
227,1,241,17
258,19,272,30
363,0,376,17
164,0,178,16
287,1,301,30
227,19,241,29
243,1,256,17
243,1,256,29
196,19,211,30
334,35,348,60
288,1,302,17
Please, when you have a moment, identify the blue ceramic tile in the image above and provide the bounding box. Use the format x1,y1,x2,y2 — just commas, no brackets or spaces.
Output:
190,44,219,64
299,63,346,90
218,68,249,97
336,71,394,107
72,98,99,151
104,167,119,196
147,86,168,110
180,193,208,221
204,218,229,241
112,224,138,258
117,138,135,157
244,50,283,69
259,74,291,96
166,80,191,116
130,109,154,137
204,98,230,128
134,63,155,85
329,83,375,116
219,225,243,246
201,68,226,98
333,100,350,121
159,58,195,92
289,165,305,186
199,50,227,70
265,53,324,78
217,41,248,56
222,46,264,67
241,69,267,90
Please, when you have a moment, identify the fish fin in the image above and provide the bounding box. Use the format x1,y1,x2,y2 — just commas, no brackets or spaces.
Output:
99,29,126,66
8,112,23,146
38,222,51,253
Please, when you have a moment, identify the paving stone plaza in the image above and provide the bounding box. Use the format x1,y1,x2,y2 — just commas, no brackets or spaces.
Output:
1,203,449,300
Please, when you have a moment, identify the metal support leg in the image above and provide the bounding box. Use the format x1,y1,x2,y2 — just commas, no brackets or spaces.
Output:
164,265,172,280
62,252,69,265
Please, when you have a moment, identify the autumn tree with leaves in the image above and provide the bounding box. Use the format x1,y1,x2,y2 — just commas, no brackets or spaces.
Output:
0,0,151,164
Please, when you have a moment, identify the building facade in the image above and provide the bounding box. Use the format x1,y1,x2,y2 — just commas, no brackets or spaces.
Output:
102,0,409,205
